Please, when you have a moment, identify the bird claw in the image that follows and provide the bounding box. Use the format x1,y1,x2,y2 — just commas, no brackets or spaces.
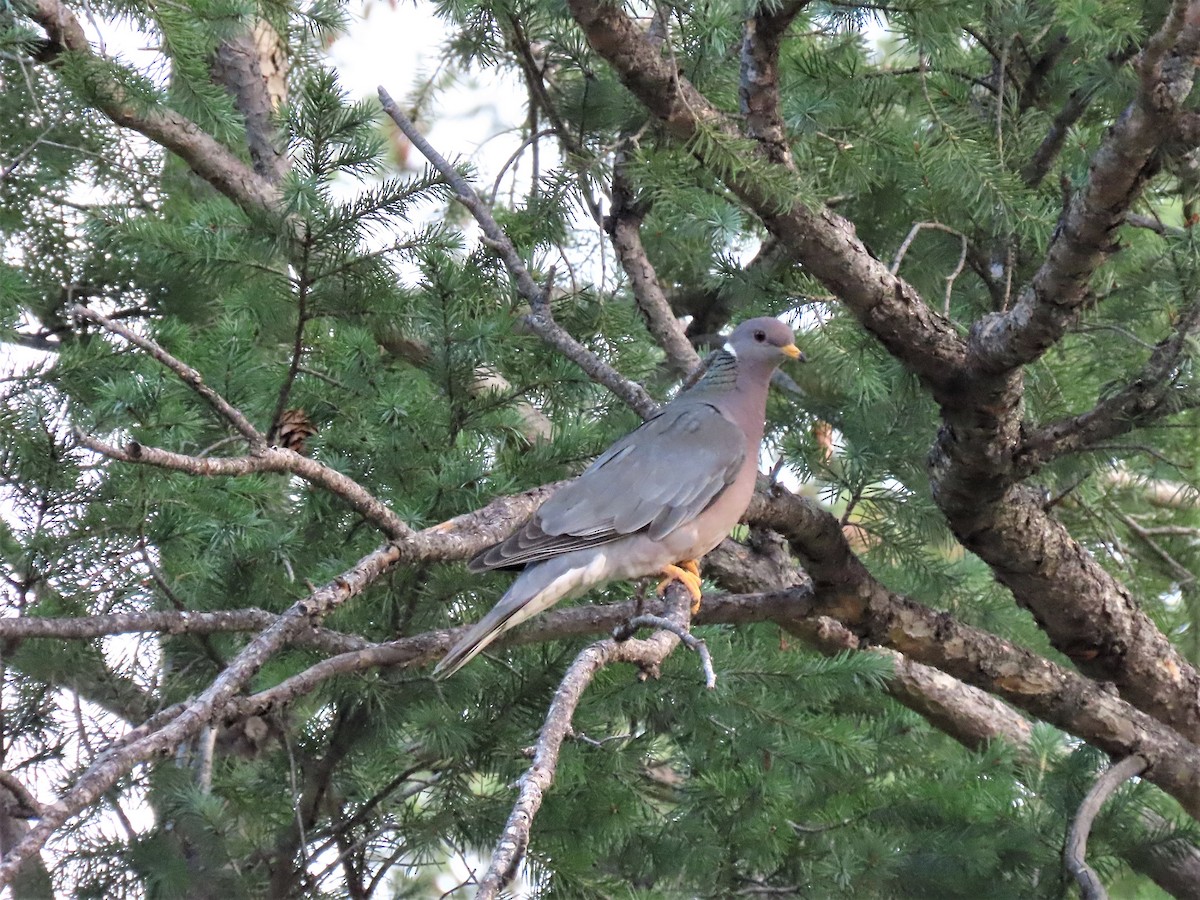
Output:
656,560,703,614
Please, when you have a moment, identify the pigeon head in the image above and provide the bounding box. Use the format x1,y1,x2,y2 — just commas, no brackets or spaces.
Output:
722,317,804,376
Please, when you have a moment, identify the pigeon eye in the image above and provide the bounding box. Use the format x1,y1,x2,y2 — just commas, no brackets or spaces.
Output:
753,330,766,343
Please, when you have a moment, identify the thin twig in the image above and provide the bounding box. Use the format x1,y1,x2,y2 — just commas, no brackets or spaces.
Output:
0,125,56,182
376,86,659,420
1064,754,1149,900
489,128,557,207
1116,511,1197,586
944,233,968,315
889,221,969,276
72,305,265,451
1126,212,1185,235
284,732,310,876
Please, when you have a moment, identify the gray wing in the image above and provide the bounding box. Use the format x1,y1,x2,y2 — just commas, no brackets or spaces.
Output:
469,402,745,572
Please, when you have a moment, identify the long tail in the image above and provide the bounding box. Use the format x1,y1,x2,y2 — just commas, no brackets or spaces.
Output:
433,555,592,679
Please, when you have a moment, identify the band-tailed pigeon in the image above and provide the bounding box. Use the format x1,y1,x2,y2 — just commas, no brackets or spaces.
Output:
434,317,802,677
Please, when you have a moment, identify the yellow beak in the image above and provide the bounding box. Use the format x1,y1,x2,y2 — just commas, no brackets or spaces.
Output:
781,344,806,361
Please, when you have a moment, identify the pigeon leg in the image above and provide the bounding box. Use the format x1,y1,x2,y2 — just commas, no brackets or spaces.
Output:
656,560,703,613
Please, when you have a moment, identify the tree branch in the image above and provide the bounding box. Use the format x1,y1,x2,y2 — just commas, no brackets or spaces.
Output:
972,0,1200,374
1064,755,1150,900
739,0,811,166
0,607,368,656
607,158,702,376
917,3,1200,746
501,13,604,225
623,613,716,689
563,0,969,392
0,540,404,887
1022,83,1102,187
377,86,659,421
744,485,1200,816
927,446,1200,738
31,431,1200,828
75,434,411,541
209,18,289,184
1017,294,1200,473
73,305,265,451
219,567,1200,823
27,0,282,215
566,0,1200,739
475,586,694,899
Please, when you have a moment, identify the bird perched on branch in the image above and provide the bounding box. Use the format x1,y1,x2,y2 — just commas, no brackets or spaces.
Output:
434,317,803,677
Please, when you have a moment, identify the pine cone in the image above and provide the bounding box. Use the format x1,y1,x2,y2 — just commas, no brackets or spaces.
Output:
276,408,318,454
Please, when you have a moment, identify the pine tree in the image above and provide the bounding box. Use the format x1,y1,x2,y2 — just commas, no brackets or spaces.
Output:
4,0,1200,896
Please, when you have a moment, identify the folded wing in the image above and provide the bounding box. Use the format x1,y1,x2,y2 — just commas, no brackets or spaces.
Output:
468,403,745,572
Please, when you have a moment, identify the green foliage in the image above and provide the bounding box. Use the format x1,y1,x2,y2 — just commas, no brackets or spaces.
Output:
3,0,1200,895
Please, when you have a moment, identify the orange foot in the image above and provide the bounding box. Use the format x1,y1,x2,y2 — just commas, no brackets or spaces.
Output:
657,559,703,613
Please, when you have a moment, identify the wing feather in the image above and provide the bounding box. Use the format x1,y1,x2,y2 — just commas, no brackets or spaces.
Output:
469,402,744,572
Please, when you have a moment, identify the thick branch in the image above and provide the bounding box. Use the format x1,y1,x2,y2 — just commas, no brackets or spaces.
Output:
926,470,1200,739
564,0,969,392
225,569,1200,822
209,19,289,183
972,1,1200,373
207,533,1200,830
744,486,1200,817
739,0,811,166
223,587,791,723
566,0,1200,738
28,0,282,215
922,2,1200,744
